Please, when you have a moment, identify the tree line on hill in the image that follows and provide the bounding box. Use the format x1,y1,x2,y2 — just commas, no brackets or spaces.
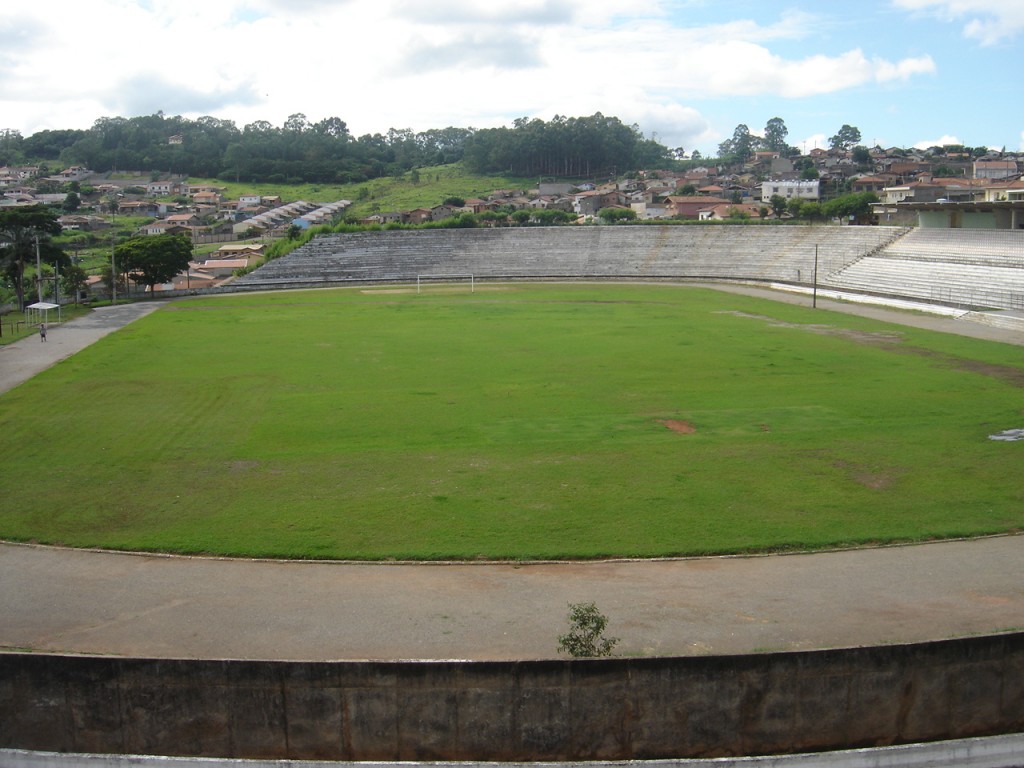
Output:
461,113,670,176
0,112,670,186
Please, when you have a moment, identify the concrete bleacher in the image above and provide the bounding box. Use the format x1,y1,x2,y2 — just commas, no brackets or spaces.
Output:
827,228,1024,310
235,225,905,290
234,224,1024,312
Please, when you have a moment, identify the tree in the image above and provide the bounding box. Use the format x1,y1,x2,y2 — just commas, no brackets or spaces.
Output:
829,124,862,153
61,263,89,302
676,183,698,196
100,262,127,299
0,205,63,310
558,602,619,658
800,201,823,221
763,117,789,153
822,191,878,224
769,194,788,218
718,123,755,163
117,233,193,294
851,146,871,166
62,192,81,212
597,207,637,223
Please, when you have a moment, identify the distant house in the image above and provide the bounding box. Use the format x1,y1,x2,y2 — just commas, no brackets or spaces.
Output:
664,196,731,219
851,175,895,194
147,181,182,197
142,221,192,237
974,159,1018,180
699,203,763,221
215,243,265,258
192,190,222,206
238,194,262,208
406,208,433,225
880,181,946,205
56,166,92,181
164,213,201,228
629,202,672,220
58,215,110,231
119,200,161,216
983,179,1024,203
361,211,407,226
168,134,183,145
761,180,819,203
462,198,490,214
572,190,619,216
197,258,249,277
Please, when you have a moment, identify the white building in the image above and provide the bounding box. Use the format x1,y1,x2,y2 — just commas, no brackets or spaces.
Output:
762,180,820,203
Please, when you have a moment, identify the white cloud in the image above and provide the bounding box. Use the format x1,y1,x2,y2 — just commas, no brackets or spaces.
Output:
798,134,829,153
912,134,962,149
892,0,1024,44
1,0,941,154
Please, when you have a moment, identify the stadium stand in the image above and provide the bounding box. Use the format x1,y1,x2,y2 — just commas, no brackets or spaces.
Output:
234,225,1024,311
829,228,1024,310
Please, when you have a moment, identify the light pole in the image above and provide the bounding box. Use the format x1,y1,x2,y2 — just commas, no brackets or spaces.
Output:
812,244,819,309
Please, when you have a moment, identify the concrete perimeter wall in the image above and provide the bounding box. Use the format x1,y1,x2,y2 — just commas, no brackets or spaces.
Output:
2,632,1023,762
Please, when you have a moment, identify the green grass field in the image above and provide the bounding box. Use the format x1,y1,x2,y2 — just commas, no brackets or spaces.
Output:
1,283,1021,560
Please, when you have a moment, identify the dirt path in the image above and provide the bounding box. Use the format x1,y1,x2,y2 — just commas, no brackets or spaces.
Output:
0,288,1022,661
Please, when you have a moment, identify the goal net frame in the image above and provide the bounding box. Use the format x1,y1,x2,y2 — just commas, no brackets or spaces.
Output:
416,274,475,294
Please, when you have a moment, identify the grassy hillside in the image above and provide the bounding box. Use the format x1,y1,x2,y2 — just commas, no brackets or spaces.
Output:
192,162,538,220
1,283,1021,560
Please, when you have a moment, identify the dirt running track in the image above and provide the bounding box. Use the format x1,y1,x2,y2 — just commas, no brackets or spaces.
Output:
1,290,1022,661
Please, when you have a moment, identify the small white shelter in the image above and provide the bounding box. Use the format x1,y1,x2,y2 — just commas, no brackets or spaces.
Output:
26,301,61,326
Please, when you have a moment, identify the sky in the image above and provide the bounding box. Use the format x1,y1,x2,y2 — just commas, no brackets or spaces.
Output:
1,0,1022,156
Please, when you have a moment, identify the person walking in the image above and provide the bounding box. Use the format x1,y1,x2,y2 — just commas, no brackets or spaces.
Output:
39,323,47,342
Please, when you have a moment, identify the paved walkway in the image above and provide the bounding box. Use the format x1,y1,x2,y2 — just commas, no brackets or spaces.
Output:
0,290,1022,661
0,302,162,395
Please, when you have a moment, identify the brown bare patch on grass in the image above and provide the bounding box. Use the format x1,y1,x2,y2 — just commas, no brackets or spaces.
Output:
658,419,696,434
834,459,898,490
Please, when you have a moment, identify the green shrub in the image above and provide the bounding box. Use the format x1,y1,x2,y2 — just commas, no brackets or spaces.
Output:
558,602,619,658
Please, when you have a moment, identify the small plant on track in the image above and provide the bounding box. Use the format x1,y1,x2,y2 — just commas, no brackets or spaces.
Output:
558,602,619,658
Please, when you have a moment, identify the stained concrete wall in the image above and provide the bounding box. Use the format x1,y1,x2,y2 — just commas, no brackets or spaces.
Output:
2,632,1023,762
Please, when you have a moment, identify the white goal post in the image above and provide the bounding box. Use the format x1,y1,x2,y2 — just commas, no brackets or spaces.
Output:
416,274,475,294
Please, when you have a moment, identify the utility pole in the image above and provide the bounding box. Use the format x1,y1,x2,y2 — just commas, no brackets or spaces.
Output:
35,235,43,304
110,197,117,305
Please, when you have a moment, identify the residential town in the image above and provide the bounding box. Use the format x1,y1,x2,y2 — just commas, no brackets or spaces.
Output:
1,142,1022,296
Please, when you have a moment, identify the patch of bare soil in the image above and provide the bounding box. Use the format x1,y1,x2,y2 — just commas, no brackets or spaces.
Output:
721,310,1024,387
658,419,696,434
834,460,898,490
718,311,904,345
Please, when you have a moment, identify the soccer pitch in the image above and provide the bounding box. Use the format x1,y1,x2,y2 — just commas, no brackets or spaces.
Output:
1,283,1021,560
